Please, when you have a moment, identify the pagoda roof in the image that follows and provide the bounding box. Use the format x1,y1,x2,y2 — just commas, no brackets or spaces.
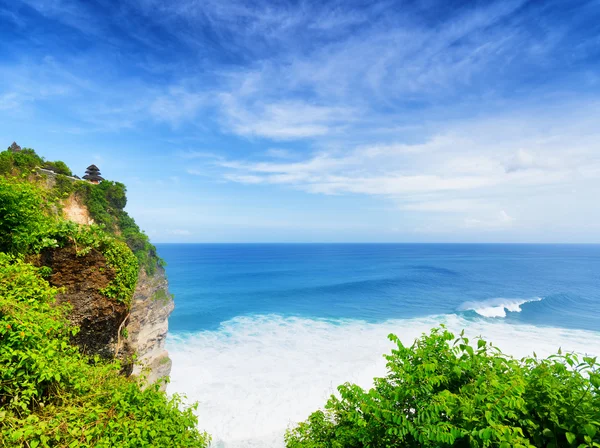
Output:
86,164,100,171
83,174,104,181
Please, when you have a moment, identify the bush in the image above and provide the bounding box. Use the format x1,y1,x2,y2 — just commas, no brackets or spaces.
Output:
0,179,139,305
43,160,72,176
286,328,600,448
0,147,44,176
74,180,163,275
0,177,55,254
0,254,210,447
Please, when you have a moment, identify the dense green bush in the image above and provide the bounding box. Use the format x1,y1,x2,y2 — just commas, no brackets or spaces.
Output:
0,147,43,176
0,178,55,254
286,328,600,448
43,160,72,176
74,180,163,275
0,178,139,305
0,254,210,447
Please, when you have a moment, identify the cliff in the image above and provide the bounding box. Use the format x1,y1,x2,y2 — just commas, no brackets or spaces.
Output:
35,242,175,387
0,146,175,386
1,145,209,447
52,194,176,387
126,267,175,384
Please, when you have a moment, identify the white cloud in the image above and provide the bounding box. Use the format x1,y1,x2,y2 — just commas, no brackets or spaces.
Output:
218,95,356,140
202,102,600,232
464,210,515,229
150,86,207,126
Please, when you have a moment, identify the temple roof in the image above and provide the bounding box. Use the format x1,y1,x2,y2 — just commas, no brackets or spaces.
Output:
83,174,104,181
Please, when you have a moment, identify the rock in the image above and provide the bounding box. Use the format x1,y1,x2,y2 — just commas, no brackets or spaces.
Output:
125,266,175,388
39,246,128,359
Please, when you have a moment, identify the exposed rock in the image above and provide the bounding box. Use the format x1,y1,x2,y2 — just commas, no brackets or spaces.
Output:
39,246,128,359
37,193,175,387
9,142,21,152
63,195,94,225
125,266,175,388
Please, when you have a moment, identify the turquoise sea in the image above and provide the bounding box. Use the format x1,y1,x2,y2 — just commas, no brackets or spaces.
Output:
160,244,600,447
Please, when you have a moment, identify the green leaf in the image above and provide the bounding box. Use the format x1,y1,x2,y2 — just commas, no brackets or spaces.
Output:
584,424,597,438
542,428,554,438
566,432,577,445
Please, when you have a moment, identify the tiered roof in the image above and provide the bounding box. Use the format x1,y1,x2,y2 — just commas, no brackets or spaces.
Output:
83,164,104,182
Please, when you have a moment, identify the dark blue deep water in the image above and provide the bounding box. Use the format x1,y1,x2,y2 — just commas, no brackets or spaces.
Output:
158,243,600,333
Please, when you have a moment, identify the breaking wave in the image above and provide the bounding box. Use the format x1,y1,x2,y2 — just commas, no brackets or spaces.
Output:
458,297,543,318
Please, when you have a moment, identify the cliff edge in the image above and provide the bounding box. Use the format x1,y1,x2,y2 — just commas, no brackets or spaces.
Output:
1,145,174,386
126,266,175,385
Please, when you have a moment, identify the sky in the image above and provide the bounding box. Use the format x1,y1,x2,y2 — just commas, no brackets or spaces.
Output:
1,0,600,243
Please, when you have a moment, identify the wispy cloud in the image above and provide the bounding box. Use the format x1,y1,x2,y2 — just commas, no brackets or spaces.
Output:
209,102,600,223
2,0,600,241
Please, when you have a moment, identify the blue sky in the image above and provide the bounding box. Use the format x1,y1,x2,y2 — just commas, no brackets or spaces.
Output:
1,0,599,242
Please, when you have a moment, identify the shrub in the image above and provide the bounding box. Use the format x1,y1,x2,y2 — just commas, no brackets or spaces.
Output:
0,147,44,176
74,181,163,275
286,328,600,448
43,160,72,176
0,179,139,305
0,254,210,447
0,177,55,254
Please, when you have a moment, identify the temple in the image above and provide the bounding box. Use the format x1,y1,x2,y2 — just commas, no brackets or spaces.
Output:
83,164,104,184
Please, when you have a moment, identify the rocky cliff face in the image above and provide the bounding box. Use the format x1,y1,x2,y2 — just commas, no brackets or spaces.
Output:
125,266,174,387
39,245,128,360
38,243,174,386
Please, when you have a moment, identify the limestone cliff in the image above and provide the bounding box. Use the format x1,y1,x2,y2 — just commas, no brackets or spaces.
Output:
35,188,175,386
36,243,175,386
125,267,175,386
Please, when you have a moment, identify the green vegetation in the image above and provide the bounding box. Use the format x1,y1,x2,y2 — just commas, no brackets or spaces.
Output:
0,146,208,445
286,328,600,448
152,289,172,303
0,147,43,176
0,254,209,447
0,178,138,305
74,180,163,275
0,178,54,255
42,160,72,176
1,145,163,274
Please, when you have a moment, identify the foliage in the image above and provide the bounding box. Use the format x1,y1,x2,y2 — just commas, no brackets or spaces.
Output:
74,180,163,275
0,179,138,305
100,239,139,305
0,254,210,447
0,177,55,254
286,327,600,448
43,160,72,176
0,147,43,176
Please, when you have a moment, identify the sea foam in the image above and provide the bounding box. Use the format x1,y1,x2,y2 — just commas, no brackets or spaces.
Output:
458,297,543,318
167,313,600,448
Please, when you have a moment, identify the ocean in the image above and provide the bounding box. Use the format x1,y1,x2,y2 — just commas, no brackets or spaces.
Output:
159,243,600,448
